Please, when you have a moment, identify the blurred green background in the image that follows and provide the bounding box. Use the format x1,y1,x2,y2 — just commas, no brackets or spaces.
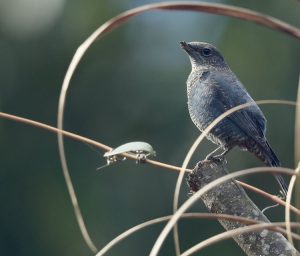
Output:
0,0,300,255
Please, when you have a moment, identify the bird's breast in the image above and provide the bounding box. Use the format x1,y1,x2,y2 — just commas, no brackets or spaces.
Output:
187,80,217,131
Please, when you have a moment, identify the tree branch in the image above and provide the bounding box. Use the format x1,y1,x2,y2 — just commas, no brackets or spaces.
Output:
187,159,300,256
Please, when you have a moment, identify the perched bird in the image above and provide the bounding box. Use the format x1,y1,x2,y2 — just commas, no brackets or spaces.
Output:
180,41,287,195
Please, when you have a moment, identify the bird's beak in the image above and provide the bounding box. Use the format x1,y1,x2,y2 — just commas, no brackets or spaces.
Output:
180,41,195,56
180,41,188,50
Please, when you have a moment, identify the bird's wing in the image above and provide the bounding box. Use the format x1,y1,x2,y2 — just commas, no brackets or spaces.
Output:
211,71,267,142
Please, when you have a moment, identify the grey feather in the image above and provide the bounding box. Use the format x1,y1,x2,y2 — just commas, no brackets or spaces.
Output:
180,41,287,195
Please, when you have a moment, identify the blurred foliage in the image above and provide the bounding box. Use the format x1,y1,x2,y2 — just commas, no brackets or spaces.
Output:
0,0,300,255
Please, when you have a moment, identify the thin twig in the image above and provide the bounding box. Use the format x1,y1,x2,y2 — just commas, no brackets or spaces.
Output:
0,112,181,172
285,162,300,246
295,75,300,170
1,110,299,215
0,112,111,150
295,75,300,236
237,180,300,215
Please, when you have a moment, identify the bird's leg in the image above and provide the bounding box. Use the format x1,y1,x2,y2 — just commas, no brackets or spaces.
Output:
205,146,222,160
206,147,231,163
216,148,231,158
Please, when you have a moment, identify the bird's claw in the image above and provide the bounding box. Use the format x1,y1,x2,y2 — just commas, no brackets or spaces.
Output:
278,191,286,200
205,154,227,164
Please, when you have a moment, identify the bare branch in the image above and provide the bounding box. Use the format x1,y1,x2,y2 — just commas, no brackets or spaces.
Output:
186,160,299,256
150,166,297,256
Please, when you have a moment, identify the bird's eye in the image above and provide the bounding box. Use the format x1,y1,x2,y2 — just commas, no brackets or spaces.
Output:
202,48,212,57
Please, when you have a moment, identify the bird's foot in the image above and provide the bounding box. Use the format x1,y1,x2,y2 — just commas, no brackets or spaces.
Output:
278,190,286,200
205,147,230,164
205,154,227,164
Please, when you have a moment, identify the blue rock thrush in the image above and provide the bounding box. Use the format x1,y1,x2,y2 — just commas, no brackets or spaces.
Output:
180,41,287,195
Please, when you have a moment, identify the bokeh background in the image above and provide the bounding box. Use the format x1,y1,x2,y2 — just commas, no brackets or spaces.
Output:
1,0,300,255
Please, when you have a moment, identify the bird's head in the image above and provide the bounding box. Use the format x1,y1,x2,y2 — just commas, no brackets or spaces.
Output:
180,41,226,69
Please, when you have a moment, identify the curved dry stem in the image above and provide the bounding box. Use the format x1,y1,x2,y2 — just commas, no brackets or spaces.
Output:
285,162,300,246
180,222,300,256
95,213,261,256
237,180,300,215
0,112,186,173
56,2,300,252
150,167,298,256
172,99,297,254
295,75,300,165
96,213,300,256
295,75,300,229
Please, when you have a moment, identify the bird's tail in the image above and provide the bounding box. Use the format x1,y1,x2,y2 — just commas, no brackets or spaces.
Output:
260,141,288,196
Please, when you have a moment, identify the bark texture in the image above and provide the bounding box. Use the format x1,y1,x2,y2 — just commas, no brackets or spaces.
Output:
187,159,299,256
